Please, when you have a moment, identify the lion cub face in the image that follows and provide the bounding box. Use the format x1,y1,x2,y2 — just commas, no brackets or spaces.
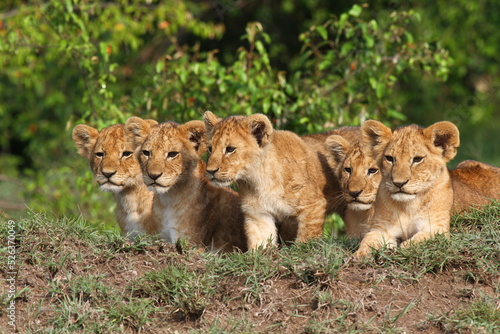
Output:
124,117,206,193
362,121,459,202
72,123,154,193
326,136,381,211
203,111,272,187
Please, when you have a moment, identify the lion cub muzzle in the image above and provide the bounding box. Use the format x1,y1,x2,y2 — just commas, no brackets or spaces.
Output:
96,161,124,191
101,170,117,179
347,188,373,210
205,166,232,187
205,168,218,179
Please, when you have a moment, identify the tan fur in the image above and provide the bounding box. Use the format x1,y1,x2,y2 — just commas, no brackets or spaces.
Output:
72,122,159,238
124,117,247,253
353,120,460,259
450,160,500,213
326,134,380,238
203,111,348,250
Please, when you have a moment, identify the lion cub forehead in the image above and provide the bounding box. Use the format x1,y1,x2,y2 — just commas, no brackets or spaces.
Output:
343,146,363,165
144,122,184,147
212,117,249,141
347,146,372,165
392,124,424,138
219,115,247,126
150,122,181,137
96,124,129,149
387,125,429,154
215,116,248,132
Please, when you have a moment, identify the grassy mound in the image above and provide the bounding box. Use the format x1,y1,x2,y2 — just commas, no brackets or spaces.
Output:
1,202,499,333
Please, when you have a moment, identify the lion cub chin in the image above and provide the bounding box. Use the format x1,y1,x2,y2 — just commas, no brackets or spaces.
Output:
124,117,247,253
203,111,343,250
72,122,159,238
352,120,460,259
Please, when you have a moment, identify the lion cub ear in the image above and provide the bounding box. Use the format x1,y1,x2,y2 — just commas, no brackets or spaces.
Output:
361,120,392,159
182,120,207,154
72,124,99,159
246,114,273,147
145,119,158,127
124,116,155,148
424,121,460,162
203,111,222,135
326,135,350,164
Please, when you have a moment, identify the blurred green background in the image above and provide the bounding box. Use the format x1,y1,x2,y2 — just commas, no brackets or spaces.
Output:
1,0,498,233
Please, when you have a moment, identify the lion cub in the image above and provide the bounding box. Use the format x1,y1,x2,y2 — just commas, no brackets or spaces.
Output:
353,120,460,259
326,135,500,241
124,117,247,252
203,111,346,250
326,135,380,238
72,122,159,238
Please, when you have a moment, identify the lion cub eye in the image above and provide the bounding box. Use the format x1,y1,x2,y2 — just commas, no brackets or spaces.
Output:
367,168,378,175
142,150,151,157
413,156,424,163
122,151,133,158
95,152,104,158
167,151,179,159
344,167,352,174
385,155,394,163
207,146,212,154
225,146,236,154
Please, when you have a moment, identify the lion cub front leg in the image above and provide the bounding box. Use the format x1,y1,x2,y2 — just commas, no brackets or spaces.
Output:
244,212,278,250
295,202,327,243
400,220,450,248
353,229,398,260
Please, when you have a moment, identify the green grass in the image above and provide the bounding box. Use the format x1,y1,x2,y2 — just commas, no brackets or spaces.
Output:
132,264,216,320
0,202,499,333
427,293,500,333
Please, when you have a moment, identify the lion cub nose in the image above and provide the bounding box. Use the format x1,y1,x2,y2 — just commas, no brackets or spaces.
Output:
206,168,219,177
393,180,408,189
349,190,363,198
102,170,117,179
148,172,162,181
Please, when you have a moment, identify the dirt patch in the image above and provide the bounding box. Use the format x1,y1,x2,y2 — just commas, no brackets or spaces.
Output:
2,238,498,333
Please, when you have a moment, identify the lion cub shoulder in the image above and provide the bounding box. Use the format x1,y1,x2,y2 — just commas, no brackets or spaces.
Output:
353,120,459,259
72,121,159,238
450,160,500,213
124,117,247,252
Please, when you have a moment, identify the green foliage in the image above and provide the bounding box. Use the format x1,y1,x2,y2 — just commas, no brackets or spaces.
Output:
295,5,450,129
370,0,500,166
149,5,450,133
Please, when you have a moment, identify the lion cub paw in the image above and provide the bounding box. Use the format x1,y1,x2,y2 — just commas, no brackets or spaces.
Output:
352,248,371,261
400,240,414,248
